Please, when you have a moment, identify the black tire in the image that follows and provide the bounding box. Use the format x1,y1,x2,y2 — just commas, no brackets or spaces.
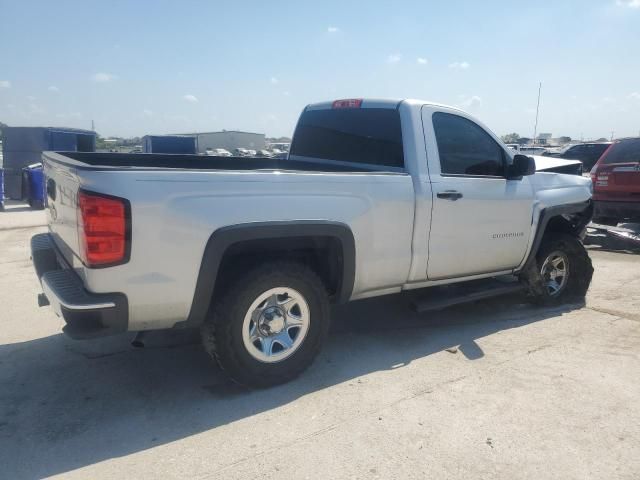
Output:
592,216,619,227
202,261,330,388
521,233,593,305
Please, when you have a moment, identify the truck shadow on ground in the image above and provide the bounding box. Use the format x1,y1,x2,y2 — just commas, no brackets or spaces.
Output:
0,293,582,478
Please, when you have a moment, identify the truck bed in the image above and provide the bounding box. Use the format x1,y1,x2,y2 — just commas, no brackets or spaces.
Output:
42,149,416,331
44,152,390,173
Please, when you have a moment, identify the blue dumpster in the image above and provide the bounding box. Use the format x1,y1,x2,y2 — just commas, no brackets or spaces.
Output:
0,168,4,211
22,163,46,210
2,127,95,199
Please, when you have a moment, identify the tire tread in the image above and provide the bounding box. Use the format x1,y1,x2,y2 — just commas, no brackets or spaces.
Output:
202,261,329,388
522,233,593,305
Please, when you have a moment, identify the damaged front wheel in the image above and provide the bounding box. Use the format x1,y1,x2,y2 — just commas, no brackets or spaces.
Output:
520,233,593,305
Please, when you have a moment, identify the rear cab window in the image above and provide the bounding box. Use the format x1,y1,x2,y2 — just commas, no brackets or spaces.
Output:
290,105,404,170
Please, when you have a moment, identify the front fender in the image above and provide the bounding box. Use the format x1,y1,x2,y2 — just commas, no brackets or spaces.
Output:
517,200,593,273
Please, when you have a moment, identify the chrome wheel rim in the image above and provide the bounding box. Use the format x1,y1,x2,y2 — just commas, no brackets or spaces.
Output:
241,287,310,363
540,251,570,297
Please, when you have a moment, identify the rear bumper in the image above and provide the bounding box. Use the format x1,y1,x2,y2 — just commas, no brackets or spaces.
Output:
594,200,640,221
31,233,128,339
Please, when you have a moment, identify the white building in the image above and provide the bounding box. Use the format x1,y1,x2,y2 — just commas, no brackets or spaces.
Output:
176,131,266,154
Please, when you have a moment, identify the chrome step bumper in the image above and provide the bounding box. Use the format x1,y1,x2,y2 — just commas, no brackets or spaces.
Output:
41,270,116,315
31,233,128,339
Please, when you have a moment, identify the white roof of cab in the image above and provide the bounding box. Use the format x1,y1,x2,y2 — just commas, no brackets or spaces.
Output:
306,98,467,114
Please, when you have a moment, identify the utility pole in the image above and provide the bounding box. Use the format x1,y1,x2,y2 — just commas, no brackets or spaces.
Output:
91,120,95,132
610,131,614,141
532,82,542,146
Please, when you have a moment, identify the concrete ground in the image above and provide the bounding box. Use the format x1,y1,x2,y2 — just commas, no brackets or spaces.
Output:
1,204,639,479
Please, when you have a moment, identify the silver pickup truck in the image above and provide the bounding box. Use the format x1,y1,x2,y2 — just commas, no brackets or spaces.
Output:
32,98,593,387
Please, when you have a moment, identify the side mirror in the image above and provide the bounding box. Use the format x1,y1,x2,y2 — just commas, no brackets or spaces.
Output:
507,154,536,179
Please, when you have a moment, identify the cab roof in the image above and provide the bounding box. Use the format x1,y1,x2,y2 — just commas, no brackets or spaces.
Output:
305,98,466,113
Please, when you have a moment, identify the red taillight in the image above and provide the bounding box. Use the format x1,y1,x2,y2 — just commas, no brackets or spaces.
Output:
332,98,362,109
77,190,130,267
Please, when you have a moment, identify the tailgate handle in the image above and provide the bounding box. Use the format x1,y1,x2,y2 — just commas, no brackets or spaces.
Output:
437,190,463,201
47,178,56,201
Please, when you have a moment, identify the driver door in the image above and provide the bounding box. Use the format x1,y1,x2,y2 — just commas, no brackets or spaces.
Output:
423,109,535,280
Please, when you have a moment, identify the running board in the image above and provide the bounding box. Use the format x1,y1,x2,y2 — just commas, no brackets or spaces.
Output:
411,278,525,313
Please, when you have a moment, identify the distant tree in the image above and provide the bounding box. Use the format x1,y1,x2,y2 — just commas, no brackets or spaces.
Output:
595,137,608,142
558,136,572,144
501,133,520,144
517,137,531,145
0,121,7,141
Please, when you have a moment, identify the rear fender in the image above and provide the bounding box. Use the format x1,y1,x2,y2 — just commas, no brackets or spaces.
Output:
175,221,356,329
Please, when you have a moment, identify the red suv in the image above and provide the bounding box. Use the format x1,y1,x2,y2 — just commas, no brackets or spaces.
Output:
591,138,640,226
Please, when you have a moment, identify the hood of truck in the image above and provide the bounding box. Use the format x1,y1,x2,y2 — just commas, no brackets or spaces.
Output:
529,159,593,209
531,155,582,173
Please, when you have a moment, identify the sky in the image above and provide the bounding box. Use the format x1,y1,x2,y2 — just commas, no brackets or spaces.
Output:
1,0,639,140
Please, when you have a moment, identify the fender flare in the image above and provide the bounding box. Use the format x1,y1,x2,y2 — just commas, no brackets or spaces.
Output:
519,199,593,272
177,221,356,329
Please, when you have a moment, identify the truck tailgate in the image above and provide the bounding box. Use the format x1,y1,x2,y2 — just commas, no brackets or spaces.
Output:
44,156,83,267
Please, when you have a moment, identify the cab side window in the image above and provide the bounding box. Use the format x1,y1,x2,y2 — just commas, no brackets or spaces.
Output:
433,112,505,177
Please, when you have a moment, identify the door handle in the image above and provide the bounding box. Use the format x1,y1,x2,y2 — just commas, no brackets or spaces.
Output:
437,190,463,201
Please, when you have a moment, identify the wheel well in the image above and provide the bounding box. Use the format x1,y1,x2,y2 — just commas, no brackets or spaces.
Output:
544,215,581,236
520,202,593,273
215,236,345,301
543,202,593,238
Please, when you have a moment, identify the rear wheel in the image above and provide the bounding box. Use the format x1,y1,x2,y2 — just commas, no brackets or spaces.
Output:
202,261,330,388
521,233,593,305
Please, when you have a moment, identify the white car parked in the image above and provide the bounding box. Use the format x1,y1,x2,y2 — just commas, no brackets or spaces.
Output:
206,148,233,157
506,143,521,152
520,146,548,156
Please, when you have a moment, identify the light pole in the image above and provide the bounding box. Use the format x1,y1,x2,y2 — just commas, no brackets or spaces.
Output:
532,82,542,146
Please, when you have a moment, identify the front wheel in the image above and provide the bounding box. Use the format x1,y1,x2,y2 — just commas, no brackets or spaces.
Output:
202,261,330,388
521,233,593,305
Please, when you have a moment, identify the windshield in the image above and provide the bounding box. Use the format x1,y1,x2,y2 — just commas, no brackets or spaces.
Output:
557,144,574,154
